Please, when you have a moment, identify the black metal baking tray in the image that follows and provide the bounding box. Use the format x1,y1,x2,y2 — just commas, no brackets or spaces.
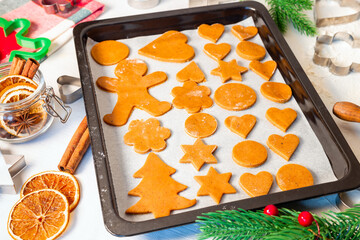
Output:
73,2,360,236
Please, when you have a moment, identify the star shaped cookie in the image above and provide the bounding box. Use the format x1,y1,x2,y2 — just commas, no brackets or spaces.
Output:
211,59,248,83
194,167,236,204
180,138,217,171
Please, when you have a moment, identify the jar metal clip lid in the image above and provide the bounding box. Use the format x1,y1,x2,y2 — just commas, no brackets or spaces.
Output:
41,87,72,123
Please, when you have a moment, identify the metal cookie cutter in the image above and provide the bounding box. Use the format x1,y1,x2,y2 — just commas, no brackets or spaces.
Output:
313,32,360,75
40,0,77,14
314,0,360,27
57,75,82,104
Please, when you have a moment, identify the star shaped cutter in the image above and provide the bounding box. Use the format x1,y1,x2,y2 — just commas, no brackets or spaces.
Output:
313,32,360,75
0,17,51,61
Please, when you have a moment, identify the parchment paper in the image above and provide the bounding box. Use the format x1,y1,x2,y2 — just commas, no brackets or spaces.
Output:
86,17,337,222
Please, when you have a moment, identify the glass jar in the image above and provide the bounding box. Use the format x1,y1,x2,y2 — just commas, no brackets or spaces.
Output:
0,62,71,143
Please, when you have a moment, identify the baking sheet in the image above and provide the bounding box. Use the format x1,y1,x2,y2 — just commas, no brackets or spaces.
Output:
86,17,337,222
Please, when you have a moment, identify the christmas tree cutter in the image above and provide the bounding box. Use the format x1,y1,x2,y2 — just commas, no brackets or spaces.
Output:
314,0,360,27
313,32,360,75
0,17,51,61
0,153,26,194
74,2,360,235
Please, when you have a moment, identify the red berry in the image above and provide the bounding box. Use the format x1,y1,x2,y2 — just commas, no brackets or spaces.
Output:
298,211,314,227
264,205,278,216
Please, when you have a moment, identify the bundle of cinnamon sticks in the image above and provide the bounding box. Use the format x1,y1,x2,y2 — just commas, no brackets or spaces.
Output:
58,117,91,174
9,57,40,79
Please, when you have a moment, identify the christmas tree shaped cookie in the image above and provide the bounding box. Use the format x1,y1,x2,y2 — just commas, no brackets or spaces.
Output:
126,153,196,218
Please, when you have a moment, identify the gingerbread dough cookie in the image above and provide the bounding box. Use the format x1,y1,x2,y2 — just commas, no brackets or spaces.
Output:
225,115,256,138
126,153,196,218
176,61,205,83
91,40,129,66
239,171,273,197
96,59,172,126
214,83,257,111
236,41,266,61
232,140,267,167
260,82,292,103
203,43,231,61
123,118,171,154
171,81,213,113
249,60,277,81
276,164,314,191
197,23,225,43
138,30,195,63
185,113,217,138
194,167,236,204
267,134,299,161
231,25,258,41
180,138,217,171
211,59,248,83
266,107,297,132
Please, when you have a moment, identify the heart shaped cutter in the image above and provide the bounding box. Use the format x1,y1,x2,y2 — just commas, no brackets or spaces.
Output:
313,32,360,75
314,0,360,27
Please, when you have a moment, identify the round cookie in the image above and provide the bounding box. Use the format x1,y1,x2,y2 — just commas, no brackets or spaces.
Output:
276,164,314,191
214,83,256,111
236,41,266,61
260,82,292,103
91,40,129,66
185,113,217,138
232,140,267,167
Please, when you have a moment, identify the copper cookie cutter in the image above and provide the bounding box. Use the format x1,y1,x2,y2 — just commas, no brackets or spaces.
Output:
40,0,77,14
314,0,360,27
313,32,360,75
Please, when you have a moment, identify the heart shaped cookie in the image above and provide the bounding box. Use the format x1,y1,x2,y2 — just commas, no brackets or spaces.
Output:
236,41,266,61
203,43,231,61
138,30,195,63
239,171,273,197
266,107,297,132
176,61,205,83
260,82,292,103
249,60,277,81
231,25,258,41
225,114,256,138
197,23,225,43
267,134,299,161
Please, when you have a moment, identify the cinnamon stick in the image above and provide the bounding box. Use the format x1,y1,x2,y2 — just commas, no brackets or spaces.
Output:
21,58,39,79
10,57,26,75
58,117,90,174
9,57,20,75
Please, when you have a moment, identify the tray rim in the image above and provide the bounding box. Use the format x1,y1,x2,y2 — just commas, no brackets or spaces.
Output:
73,1,360,236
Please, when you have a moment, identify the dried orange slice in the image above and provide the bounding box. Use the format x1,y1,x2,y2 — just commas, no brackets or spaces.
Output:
8,189,69,240
0,83,37,103
21,171,80,212
0,75,37,93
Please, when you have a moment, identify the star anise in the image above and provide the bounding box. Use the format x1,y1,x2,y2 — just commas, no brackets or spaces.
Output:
4,111,46,137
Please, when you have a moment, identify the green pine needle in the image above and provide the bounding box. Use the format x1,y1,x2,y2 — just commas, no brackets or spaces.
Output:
197,205,360,239
265,0,317,36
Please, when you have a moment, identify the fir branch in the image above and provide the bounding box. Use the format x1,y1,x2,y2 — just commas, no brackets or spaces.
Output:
265,0,317,36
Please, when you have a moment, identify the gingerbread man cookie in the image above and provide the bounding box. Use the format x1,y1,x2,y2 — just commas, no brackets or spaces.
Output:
91,40,129,66
180,138,217,171
171,81,213,113
197,23,225,43
96,59,172,126
124,118,171,154
194,167,236,204
239,171,273,197
138,31,195,63
176,61,205,83
211,59,248,83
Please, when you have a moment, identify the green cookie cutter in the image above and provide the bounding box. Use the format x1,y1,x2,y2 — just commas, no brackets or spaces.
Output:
0,17,51,61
